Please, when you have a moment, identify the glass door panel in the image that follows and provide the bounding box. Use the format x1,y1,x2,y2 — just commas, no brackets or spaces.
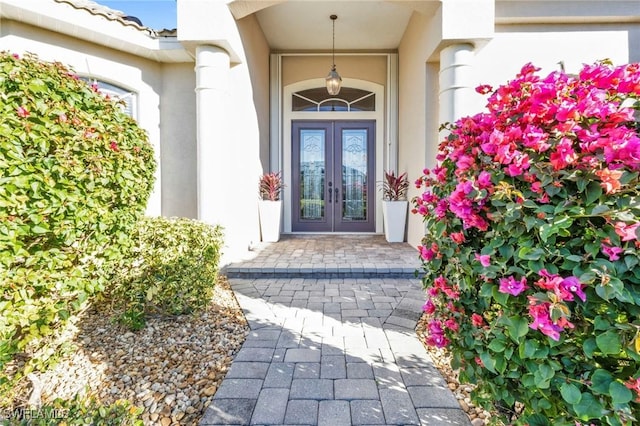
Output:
334,121,375,232
341,129,368,222
300,129,325,221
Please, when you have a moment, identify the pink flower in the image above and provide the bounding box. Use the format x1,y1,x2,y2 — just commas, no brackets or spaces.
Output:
426,333,450,348
528,299,563,341
560,276,586,302
601,243,623,261
471,313,484,327
16,106,29,118
434,275,448,289
456,155,475,172
506,153,530,177
474,254,491,267
422,299,436,314
475,84,493,94
498,276,528,296
477,171,492,189
549,138,578,170
614,222,639,242
445,318,459,332
425,320,450,348
418,243,439,261
109,141,120,152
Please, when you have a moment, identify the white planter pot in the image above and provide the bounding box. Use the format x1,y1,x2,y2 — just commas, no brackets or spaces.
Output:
382,200,408,243
258,200,282,242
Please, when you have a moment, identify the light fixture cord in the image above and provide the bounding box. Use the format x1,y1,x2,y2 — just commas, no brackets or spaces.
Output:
332,17,336,67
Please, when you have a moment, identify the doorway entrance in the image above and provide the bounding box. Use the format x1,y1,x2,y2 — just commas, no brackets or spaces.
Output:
291,120,375,232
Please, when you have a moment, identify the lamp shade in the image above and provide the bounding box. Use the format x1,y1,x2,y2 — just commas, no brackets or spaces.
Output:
326,65,342,95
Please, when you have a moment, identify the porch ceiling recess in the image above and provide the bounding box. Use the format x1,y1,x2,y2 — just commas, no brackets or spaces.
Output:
228,0,440,51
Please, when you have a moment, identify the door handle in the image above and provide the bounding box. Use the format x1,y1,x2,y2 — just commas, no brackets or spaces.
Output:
334,188,339,203
328,181,333,203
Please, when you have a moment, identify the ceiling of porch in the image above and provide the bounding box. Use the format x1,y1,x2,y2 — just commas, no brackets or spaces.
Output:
230,0,441,51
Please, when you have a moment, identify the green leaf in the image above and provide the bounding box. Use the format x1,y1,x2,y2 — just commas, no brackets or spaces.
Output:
518,247,545,260
591,369,614,394
523,414,550,426
479,352,497,373
488,339,506,353
506,316,529,343
609,381,633,404
573,393,605,420
539,216,573,242
31,225,49,234
590,204,610,215
585,180,603,204
596,331,622,355
560,382,582,404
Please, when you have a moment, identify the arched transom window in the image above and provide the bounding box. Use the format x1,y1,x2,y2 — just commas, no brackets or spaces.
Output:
292,87,375,112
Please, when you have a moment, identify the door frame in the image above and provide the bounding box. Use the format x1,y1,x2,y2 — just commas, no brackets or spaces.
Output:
281,77,385,233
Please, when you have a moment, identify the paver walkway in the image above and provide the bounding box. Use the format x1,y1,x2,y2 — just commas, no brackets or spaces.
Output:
201,236,471,425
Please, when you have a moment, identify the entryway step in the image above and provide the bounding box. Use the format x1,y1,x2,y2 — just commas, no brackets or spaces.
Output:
223,265,419,279
222,235,422,279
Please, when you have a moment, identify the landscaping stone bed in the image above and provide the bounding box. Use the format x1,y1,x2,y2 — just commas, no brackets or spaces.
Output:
31,277,248,426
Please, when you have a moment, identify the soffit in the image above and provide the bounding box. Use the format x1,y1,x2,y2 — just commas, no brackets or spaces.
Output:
251,0,440,51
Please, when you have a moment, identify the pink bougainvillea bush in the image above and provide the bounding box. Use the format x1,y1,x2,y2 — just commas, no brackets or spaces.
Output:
414,61,640,425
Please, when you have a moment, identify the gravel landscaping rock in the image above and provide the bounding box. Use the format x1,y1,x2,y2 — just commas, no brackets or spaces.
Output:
32,277,248,426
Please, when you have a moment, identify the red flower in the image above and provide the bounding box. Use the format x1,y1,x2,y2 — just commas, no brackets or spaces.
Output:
471,313,484,327
16,106,29,118
109,141,120,152
625,377,640,403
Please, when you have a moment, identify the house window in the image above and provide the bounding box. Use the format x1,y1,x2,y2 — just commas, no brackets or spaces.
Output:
293,87,375,112
81,78,137,119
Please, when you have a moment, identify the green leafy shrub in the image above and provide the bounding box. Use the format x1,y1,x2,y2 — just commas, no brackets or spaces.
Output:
111,216,224,330
2,396,143,425
414,62,640,425
0,52,156,398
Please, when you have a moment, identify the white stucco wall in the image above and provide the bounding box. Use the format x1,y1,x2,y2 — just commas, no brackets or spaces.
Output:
0,19,164,216
160,62,197,218
474,27,633,93
224,13,270,260
236,13,271,172
398,12,441,248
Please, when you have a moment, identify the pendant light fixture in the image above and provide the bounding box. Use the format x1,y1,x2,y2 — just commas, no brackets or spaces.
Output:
326,14,342,96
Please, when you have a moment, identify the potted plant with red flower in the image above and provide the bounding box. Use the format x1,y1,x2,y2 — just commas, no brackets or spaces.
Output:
381,170,409,242
258,171,283,242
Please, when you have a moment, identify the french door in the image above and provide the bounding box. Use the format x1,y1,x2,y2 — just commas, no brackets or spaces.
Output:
292,120,375,232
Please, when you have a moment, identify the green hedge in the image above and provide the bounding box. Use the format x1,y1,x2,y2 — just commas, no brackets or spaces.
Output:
111,216,224,330
0,52,156,399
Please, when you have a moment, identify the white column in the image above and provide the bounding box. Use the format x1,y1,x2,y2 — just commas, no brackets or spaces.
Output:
195,45,230,225
439,43,475,125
